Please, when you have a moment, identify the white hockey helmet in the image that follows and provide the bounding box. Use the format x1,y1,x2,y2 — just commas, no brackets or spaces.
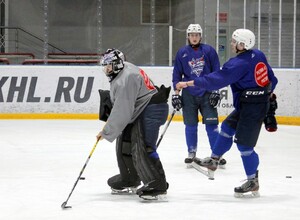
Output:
100,48,125,81
101,48,125,74
186,24,202,38
232,29,255,50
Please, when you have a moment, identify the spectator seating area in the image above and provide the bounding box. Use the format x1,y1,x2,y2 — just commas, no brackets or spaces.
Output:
0,52,102,65
0,57,10,65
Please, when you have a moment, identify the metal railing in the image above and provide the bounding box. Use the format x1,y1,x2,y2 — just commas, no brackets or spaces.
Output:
0,26,66,58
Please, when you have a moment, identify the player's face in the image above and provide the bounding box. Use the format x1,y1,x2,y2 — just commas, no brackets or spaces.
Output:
230,38,244,53
103,64,113,76
188,33,201,45
230,39,237,52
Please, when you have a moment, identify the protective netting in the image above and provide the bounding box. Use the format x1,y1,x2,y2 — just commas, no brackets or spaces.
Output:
0,0,299,67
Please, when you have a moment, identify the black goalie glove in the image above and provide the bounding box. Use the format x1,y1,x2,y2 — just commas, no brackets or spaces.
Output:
172,94,182,111
98,89,112,122
209,92,221,108
264,93,278,132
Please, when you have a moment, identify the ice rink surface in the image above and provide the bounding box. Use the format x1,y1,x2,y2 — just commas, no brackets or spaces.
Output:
1,120,299,220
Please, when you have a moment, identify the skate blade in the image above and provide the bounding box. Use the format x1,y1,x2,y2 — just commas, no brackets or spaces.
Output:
111,187,137,195
234,191,260,198
219,164,226,169
186,163,193,169
191,162,215,180
139,194,168,202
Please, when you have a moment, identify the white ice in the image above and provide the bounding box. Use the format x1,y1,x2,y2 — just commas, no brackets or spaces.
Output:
0,120,299,220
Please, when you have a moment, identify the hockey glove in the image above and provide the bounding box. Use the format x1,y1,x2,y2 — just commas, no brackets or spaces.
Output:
96,132,104,141
99,89,112,122
209,92,221,108
172,94,183,111
264,93,278,132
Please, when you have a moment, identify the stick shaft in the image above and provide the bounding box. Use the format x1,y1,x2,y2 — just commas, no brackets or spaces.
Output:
156,109,176,147
62,139,99,207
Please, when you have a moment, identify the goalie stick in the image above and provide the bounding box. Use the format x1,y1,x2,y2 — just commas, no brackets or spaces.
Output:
61,138,100,209
156,109,176,147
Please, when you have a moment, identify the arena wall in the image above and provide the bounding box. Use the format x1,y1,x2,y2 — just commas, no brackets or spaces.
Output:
0,66,299,125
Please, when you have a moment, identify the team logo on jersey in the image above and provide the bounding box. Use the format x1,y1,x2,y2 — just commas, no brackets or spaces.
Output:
139,69,155,90
188,56,205,77
254,62,269,87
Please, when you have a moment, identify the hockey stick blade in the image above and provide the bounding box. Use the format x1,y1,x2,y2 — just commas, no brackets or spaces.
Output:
61,201,72,209
191,162,215,180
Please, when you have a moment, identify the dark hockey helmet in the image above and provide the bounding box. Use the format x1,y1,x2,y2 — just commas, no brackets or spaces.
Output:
101,48,125,80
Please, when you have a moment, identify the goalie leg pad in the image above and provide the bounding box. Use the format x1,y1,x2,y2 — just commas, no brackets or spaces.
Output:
131,119,168,192
107,124,140,190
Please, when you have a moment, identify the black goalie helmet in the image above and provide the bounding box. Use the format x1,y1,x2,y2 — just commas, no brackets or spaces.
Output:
100,48,125,76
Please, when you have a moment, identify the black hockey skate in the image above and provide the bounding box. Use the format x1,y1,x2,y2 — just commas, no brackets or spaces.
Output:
184,152,196,168
108,174,141,195
191,157,218,180
137,181,168,201
234,171,260,198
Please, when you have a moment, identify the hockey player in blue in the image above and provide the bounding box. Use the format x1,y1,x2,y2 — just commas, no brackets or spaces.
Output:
176,29,278,198
172,24,224,167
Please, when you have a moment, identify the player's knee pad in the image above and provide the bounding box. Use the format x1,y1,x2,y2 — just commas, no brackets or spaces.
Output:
205,124,219,133
147,147,159,159
237,144,254,156
131,119,167,190
220,122,235,138
211,123,235,156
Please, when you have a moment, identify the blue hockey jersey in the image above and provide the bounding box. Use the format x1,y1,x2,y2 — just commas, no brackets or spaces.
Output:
172,44,220,96
193,49,278,109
